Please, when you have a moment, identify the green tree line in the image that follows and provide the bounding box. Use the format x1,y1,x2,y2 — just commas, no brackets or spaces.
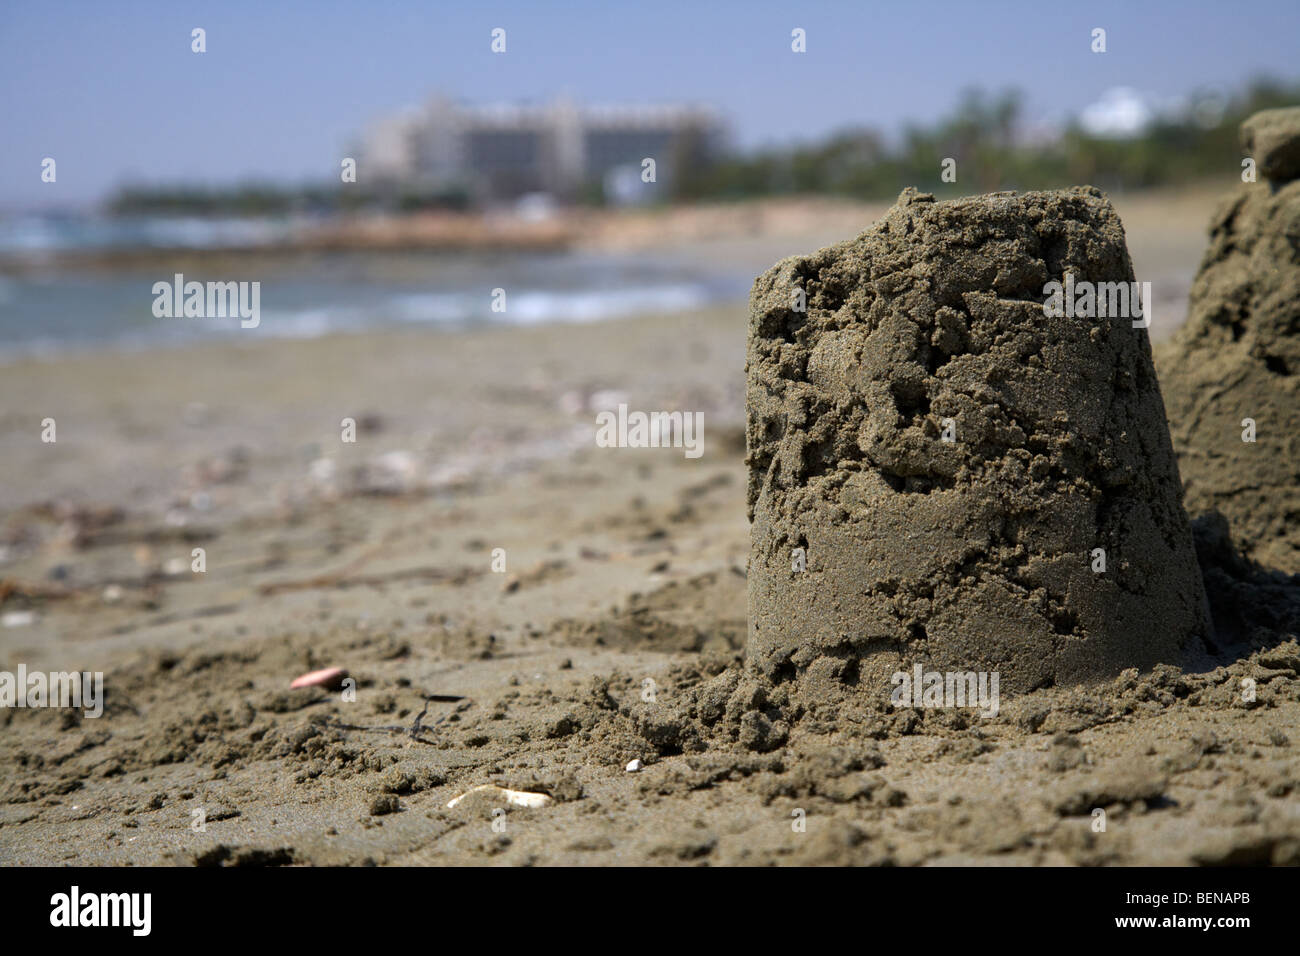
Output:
674,76,1300,201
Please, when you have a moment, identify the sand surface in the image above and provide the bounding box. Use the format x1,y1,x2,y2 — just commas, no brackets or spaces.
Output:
2,190,1298,866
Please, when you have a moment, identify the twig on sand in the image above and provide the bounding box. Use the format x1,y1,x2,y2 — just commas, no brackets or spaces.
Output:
319,694,471,746
258,565,478,596
257,533,483,596
0,578,77,603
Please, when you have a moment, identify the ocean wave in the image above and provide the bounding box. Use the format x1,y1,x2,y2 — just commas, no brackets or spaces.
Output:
0,268,746,362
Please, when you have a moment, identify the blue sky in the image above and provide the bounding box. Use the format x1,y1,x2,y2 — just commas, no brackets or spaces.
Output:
3,0,1298,207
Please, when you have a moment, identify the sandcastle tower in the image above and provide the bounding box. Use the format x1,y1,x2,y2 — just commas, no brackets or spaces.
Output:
1158,107,1300,574
746,187,1212,695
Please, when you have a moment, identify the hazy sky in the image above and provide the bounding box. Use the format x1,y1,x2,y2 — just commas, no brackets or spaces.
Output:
3,0,1298,207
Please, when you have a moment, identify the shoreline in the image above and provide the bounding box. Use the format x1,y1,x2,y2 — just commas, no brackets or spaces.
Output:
0,185,1220,274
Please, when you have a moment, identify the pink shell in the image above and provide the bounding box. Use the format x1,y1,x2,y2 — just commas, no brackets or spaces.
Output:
290,667,348,690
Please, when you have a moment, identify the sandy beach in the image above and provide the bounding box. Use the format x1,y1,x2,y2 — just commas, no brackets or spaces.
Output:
2,189,1298,867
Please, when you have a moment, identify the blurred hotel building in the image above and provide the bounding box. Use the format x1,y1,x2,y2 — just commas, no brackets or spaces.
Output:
356,96,725,203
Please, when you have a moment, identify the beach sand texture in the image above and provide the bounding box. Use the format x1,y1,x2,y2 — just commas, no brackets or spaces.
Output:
1,184,1298,866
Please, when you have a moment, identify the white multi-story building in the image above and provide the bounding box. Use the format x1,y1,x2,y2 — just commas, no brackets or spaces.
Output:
357,95,725,202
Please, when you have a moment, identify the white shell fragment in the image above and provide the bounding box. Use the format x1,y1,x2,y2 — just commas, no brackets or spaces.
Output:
445,784,554,810
625,759,643,773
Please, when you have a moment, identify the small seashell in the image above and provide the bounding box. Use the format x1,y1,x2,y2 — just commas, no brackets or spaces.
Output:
290,666,348,690
446,784,553,810
308,457,337,482
625,759,643,773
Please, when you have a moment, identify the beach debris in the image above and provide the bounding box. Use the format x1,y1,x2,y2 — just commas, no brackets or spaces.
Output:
102,584,124,604
351,449,421,496
588,389,630,412
259,534,482,596
1,610,37,628
319,693,471,745
446,784,553,810
0,578,75,603
368,794,401,816
625,759,643,773
37,502,126,550
502,558,570,594
289,666,348,690
259,562,475,596
181,451,248,488
308,456,337,483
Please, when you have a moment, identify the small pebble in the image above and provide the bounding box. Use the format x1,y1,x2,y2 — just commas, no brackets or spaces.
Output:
626,759,643,773
369,795,400,816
